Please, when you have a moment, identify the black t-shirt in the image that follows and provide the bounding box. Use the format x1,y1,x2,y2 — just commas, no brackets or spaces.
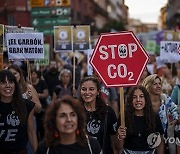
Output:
33,79,48,109
43,71,60,97
0,99,34,152
86,105,117,154
36,137,101,154
124,114,164,151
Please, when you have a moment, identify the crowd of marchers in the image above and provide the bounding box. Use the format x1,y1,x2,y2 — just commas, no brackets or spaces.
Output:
0,52,180,154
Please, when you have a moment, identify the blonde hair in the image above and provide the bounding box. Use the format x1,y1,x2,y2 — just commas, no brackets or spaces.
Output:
141,74,161,93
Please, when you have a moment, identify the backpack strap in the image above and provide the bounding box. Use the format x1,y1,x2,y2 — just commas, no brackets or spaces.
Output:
102,106,108,153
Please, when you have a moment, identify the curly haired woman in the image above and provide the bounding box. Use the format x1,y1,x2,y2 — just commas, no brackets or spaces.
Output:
118,85,164,154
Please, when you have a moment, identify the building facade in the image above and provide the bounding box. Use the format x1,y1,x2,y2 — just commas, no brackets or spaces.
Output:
166,0,180,30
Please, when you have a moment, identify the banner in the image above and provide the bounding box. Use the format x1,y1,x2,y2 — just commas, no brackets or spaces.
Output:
6,33,44,60
34,44,50,66
87,49,93,75
73,25,90,51
4,26,34,50
160,41,180,63
164,30,180,41
54,26,73,52
164,30,175,41
145,40,156,53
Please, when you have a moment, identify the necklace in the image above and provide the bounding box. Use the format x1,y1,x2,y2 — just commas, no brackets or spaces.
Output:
134,115,144,138
88,111,93,119
138,132,142,137
84,105,96,119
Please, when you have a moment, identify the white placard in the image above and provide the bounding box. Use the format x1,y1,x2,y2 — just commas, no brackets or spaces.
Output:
160,41,180,63
6,33,44,60
87,49,93,75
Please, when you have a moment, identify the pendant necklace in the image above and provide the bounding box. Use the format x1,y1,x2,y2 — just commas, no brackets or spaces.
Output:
136,123,142,137
88,111,93,119
134,116,143,138
85,105,95,119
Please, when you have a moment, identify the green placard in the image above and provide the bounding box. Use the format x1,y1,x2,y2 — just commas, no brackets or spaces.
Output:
31,7,71,17
34,44,49,66
32,17,71,27
145,40,156,52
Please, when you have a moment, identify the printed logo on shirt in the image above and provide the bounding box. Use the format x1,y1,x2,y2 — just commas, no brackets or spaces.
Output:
7,111,20,126
87,119,101,134
0,111,19,141
113,122,117,132
147,132,161,148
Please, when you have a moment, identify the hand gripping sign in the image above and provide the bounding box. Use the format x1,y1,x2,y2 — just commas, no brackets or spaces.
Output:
90,31,149,126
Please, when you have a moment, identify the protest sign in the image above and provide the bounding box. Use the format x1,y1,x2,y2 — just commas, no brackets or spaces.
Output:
54,26,73,52
160,41,180,63
34,44,49,66
6,33,44,60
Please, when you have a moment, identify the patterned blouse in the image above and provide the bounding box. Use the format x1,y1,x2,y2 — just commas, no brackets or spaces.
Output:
158,93,179,132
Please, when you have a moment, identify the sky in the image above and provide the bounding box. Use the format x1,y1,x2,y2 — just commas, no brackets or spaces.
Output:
125,0,168,23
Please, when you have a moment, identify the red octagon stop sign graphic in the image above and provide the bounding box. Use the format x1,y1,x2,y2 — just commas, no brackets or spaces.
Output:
90,31,150,87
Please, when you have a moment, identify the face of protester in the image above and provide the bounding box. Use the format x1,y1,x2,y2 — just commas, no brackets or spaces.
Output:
31,71,38,82
132,89,145,116
0,77,15,102
9,68,20,83
56,103,78,136
80,80,99,104
61,72,71,85
49,61,57,72
162,64,171,77
150,78,162,95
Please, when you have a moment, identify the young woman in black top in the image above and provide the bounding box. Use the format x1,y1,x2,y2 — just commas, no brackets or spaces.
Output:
79,76,119,154
0,70,37,153
118,85,164,154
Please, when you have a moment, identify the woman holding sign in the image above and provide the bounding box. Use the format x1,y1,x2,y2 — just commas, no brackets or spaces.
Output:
118,85,164,153
79,76,119,154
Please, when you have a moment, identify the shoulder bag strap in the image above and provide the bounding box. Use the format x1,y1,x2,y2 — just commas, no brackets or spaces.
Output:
86,135,93,154
102,107,108,154
46,147,50,154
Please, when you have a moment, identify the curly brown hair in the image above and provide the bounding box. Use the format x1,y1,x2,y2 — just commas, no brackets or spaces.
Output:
125,85,156,134
44,95,87,147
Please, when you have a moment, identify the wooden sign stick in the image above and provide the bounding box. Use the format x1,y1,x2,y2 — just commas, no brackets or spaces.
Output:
120,87,125,127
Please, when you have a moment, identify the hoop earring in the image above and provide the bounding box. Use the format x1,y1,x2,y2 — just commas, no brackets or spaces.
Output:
76,130,80,135
54,131,59,139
